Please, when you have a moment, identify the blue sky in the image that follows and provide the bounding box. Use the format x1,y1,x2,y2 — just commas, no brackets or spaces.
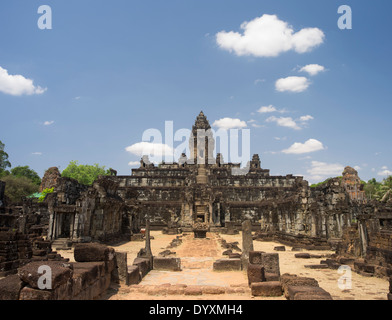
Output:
0,0,391,183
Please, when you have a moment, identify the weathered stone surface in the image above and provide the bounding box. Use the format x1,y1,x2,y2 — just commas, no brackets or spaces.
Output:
249,251,264,265
153,257,181,271
19,286,54,300
280,274,319,299
264,273,280,281
202,286,226,295
71,262,105,289
295,253,311,259
260,253,280,276
287,285,333,300
247,264,265,285
222,249,232,256
127,265,141,285
18,261,73,290
74,243,115,262
39,167,61,192
251,282,282,297
304,264,329,269
213,259,242,271
184,286,202,296
112,251,128,283
0,274,23,300
274,246,286,251
241,220,254,270
133,257,151,277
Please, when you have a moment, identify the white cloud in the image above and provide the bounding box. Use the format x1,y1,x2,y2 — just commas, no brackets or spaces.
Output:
43,120,54,126
378,167,392,176
0,66,46,96
266,116,301,130
31,152,42,156
216,14,324,58
354,166,361,171
125,142,174,157
299,64,325,76
274,137,287,141
128,161,140,167
254,79,266,85
212,117,247,130
251,123,263,128
282,139,325,154
299,115,314,122
247,119,263,128
275,76,310,93
257,105,277,113
306,161,345,181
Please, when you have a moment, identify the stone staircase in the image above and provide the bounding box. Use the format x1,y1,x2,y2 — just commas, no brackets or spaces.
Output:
51,238,73,250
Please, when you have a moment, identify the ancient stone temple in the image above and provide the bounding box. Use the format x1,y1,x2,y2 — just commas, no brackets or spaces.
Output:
114,111,308,232
1,111,390,256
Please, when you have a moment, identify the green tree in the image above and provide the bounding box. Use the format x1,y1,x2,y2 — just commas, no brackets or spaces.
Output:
1,175,39,204
0,140,11,177
364,178,380,200
61,160,111,185
10,165,41,186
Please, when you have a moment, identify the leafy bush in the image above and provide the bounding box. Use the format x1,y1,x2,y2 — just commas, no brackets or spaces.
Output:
38,187,54,203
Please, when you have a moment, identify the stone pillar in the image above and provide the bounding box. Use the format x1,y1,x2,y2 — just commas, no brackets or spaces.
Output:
241,220,254,270
144,218,153,267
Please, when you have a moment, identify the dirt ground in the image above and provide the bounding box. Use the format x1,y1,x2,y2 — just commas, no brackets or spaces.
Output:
58,231,389,300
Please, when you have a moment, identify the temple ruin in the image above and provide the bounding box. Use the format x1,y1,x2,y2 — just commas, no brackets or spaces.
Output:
0,111,392,300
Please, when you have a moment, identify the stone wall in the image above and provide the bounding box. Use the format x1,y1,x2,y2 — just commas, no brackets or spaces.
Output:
0,243,117,300
0,231,68,278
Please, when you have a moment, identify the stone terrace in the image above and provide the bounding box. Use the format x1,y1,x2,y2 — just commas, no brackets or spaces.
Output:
92,231,389,300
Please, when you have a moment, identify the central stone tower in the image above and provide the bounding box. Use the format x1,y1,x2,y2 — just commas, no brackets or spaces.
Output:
189,111,215,165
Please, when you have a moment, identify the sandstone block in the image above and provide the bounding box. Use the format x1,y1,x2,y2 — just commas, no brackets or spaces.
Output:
184,286,202,296
247,264,265,285
19,286,54,300
153,257,181,271
133,257,151,277
251,281,282,297
0,274,23,300
261,253,280,276
18,261,73,290
249,251,264,265
213,259,242,271
287,285,332,300
74,243,115,262
112,251,128,283
127,265,141,285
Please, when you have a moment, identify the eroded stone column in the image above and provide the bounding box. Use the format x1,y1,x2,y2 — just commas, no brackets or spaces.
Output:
241,219,254,270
